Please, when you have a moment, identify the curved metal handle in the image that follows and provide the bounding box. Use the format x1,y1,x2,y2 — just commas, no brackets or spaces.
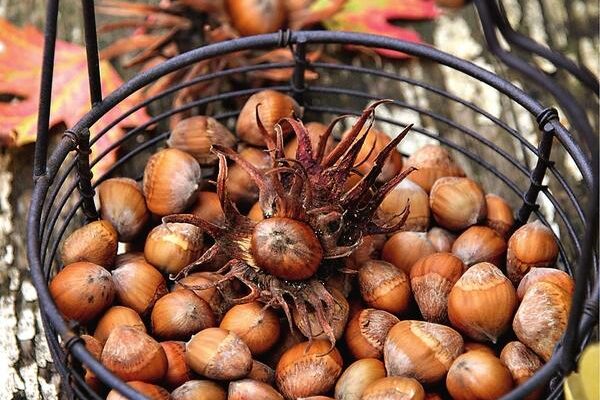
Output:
34,0,102,178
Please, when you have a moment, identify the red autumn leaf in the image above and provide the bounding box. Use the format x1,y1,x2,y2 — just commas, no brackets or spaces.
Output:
314,0,439,58
0,17,150,176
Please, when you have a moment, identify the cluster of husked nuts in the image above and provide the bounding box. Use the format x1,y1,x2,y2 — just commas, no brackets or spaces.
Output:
50,90,571,400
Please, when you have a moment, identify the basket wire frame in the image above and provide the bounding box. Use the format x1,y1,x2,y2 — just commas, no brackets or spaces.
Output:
27,1,598,400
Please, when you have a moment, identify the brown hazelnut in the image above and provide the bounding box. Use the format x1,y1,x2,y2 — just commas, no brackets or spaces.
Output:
410,253,465,323
248,360,275,384
94,305,146,344
382,232,436,274
446,350,513,400
98,178,149,242
485,194,514,238
448,262,516,343
60,220,118,267
378,179,430,231
49,262,114,323
161,341,193,389
343,127,403,183
362,377,425,400
236,90,301,146
451,225,507,267
516,267,574,300
106,381,170,400
513,281,571,361
226,147,272,204
335,358,386,400
143,148,201,216
404,144,465,193
171,380,226,400
168,116,237,165
358,260,411,315
101,326,167,383
284,122,336,159
111,257,168,315
500,341,544,400
345,308,399,359
275,340,343,399
384,320,463,384
426,227,456,252
430,177,487,231
151,290,216,341
144,222,204,275
220,301,281,355
507,220,559,285
190,191,225,226
185,327,252,380
228,379,283,400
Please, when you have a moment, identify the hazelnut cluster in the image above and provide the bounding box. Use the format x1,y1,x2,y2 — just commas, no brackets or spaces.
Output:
50,90,570,399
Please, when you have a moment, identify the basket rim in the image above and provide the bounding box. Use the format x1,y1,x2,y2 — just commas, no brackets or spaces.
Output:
27,30,598,400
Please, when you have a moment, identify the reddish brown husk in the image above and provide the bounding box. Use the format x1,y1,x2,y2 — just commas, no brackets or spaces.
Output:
164,102,413,348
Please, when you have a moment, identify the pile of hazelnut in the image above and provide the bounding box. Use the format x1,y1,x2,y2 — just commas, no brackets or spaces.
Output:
49,90,572,400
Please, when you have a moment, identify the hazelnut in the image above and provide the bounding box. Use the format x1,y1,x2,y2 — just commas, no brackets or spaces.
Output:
513,281,571,361
335,358,386,400
185,327,253,380
410,253,465,323
106,381,170,400
343,126,403,183
143,148,201,216
345,308,399,359
275,340,343,399
171,380,226,400
220,301,281,355
516,267,574,300
60,220,118,267
451,226,507,267
430,177,487,231
358,260,411,315
98,178,149,242
168,116,237,165
382,232,436,274
151,290,216,341
484,194,514,238
384,320,463,383
111,257,167,315
101,326,167,383
94,305,146,344
448,262,517,343
507,220,559,285
228,379,283,400
404,144,465,193
378,179,430,231
426,227,456,253
161,341,193,388
362,377,425,400
190,191,225,226
236,90,301,146
49,262,114,323
144,222,204,275
446,350,513,400
500,341,544,400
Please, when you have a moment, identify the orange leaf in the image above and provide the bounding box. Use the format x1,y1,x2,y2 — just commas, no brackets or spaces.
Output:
0,17,150,177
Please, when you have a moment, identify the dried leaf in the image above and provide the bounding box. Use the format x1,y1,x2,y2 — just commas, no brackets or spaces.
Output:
0,17,150,176
313,0,439,58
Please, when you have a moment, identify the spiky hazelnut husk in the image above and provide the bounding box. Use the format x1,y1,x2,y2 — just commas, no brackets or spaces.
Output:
164,101,414,348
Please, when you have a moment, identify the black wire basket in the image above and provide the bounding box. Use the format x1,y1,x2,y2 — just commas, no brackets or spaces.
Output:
27,1,598,400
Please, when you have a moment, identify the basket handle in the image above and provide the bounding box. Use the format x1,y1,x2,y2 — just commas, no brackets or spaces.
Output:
34,0,102,179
